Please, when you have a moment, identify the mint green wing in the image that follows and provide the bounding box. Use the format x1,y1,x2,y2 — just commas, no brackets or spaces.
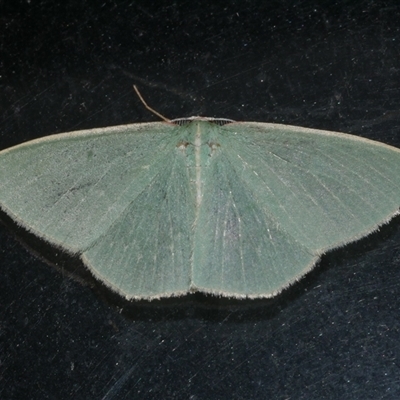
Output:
192,122,400,297
0,123,195,299
1,119,400,299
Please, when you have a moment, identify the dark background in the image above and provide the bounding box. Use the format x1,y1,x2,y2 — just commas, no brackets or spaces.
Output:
1,1,400,399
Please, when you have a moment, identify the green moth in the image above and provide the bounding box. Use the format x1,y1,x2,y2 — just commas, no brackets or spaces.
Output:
0,116,399,300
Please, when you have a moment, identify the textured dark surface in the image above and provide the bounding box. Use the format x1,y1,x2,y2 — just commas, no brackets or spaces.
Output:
1,1,400,399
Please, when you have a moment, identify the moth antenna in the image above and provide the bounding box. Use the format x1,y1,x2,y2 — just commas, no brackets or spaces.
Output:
133,85,171,123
